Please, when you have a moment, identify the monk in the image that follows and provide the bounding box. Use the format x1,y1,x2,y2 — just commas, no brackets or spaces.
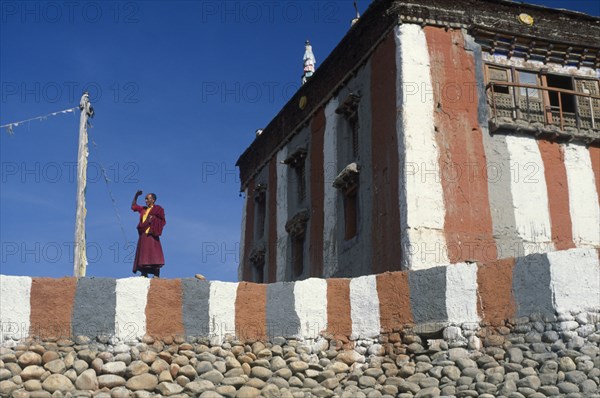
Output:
131,190,166,277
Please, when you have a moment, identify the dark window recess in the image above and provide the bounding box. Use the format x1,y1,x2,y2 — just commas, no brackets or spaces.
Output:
249,246,266,283
343,189,358,240
254,184,267,239
547,74,576,113
255,262,264,283
351,118,359,160
296,164,306,202
292,236,305,278
285,210,310,279
333,163,360,241
336,93,361,162
282,148,308,204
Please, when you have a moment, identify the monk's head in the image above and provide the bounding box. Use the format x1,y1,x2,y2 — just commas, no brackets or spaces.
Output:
145,193,156,207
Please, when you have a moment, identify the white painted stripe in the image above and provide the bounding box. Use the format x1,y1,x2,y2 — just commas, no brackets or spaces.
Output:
349,275,381,339
395,24,448,270
445,263,479,324
323,98,339,278
294,278,328,339
115,277,150,340
563,143,600,247
0,275,32,340
209,281,238,341
505,135,554,255
276,147,289,281
238,188,248,282
548,248,600,313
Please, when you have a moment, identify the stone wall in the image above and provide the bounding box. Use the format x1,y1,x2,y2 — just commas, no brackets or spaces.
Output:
1,310,599,397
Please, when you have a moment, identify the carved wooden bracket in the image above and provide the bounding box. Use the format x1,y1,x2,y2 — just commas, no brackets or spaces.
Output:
254,183,267,202
285,210,310,238
333,162,360,195
282,148,307,168
335,93,361,121
249,244,266,266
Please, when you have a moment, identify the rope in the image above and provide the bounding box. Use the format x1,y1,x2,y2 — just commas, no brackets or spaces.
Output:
88,130,131,247
1,107,78,134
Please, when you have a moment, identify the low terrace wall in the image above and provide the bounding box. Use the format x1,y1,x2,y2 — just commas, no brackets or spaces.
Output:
1,248,598,344
1,248,599,397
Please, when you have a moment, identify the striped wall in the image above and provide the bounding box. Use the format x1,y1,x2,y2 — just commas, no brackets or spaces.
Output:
392,24,600,268
396,24,449,270
2,247,598,342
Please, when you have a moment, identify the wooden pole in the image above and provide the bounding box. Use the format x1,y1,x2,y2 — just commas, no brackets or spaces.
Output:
74,92,91,277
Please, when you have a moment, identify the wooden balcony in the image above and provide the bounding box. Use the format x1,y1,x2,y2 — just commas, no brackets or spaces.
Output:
487,81,600,144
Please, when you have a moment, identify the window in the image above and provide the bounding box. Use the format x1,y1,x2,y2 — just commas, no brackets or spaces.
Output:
343,190,358,240
336,93,361,163
291,236,305,278
486,66,514,119
285,210,309,279
516,70,543,122
575,79,600,130
296,163,306,202
254,183,267,239
249,246,265,283
333,163,360,241
547,74,576,114
488,67,510,95
350,117,359,160
283,148,307,204
518,71,539,98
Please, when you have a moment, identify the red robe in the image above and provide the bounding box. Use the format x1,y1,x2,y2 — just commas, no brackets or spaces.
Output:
132,204,166,274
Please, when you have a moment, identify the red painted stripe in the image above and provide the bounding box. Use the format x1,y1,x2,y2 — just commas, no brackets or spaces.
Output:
538,140,575,250
424,27,496,264
29,278,77,340
235,282,267,341
326,278,352,340
477,258,516,325
310,107,326,277
268,158,278,283
376,272,413,332
370,30,403,273
242,179,256,281
146,279,184,339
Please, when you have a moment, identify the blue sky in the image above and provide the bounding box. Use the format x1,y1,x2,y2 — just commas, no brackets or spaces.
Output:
1,0,598,281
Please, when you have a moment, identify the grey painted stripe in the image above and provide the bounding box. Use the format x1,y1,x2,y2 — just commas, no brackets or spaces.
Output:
266,282,300,339
408,266,448,324
181,278,211,337
72,278,116,337
512,253,554,317
464,32,524,259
